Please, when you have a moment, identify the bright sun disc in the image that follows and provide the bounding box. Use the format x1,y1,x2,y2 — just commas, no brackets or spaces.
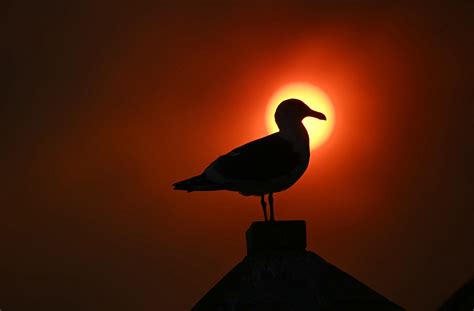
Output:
266,82,335,150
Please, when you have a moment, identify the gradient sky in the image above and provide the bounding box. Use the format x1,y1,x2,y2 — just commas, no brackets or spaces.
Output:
3,1,474,310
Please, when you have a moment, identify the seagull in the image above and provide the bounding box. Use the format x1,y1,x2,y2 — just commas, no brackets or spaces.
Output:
173,98,326,221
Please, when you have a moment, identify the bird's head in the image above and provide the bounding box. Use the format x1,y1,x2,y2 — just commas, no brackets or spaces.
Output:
275,98,326,130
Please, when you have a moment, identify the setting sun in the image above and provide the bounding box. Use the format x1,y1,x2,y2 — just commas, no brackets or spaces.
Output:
266,82,335,150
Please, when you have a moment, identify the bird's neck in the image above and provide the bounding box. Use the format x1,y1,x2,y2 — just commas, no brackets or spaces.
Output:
279,122,309,144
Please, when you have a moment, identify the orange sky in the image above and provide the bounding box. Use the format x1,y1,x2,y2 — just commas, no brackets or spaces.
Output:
3,2,474,310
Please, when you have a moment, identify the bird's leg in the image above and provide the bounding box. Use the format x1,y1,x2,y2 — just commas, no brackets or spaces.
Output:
269,193,275,222
260,195,268,221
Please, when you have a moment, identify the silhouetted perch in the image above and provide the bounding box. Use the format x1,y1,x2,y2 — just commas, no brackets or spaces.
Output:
192,221,403,311
246,220,306,255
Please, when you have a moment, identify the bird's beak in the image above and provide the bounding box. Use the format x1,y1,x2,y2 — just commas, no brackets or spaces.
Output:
308,109,327,120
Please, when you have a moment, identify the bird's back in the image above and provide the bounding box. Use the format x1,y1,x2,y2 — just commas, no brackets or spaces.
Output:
201,131,310,195
212,133,301,181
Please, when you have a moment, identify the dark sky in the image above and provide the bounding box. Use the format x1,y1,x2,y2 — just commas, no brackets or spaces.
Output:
3,1,474,310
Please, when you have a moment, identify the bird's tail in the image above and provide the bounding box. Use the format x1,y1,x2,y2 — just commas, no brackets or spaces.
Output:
173,174,224,192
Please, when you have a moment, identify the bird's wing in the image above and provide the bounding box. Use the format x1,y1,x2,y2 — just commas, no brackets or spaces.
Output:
208,133,300,181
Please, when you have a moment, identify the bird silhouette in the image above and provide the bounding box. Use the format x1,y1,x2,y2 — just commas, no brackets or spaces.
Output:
173,98,326,221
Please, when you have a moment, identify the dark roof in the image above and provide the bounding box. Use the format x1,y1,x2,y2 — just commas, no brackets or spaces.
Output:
438,278,474,311
192,221,403,311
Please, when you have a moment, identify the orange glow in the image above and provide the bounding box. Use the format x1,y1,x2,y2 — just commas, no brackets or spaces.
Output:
266,82,335,149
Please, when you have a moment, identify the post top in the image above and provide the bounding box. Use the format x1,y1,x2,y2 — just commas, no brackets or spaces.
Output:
246,220,306,255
